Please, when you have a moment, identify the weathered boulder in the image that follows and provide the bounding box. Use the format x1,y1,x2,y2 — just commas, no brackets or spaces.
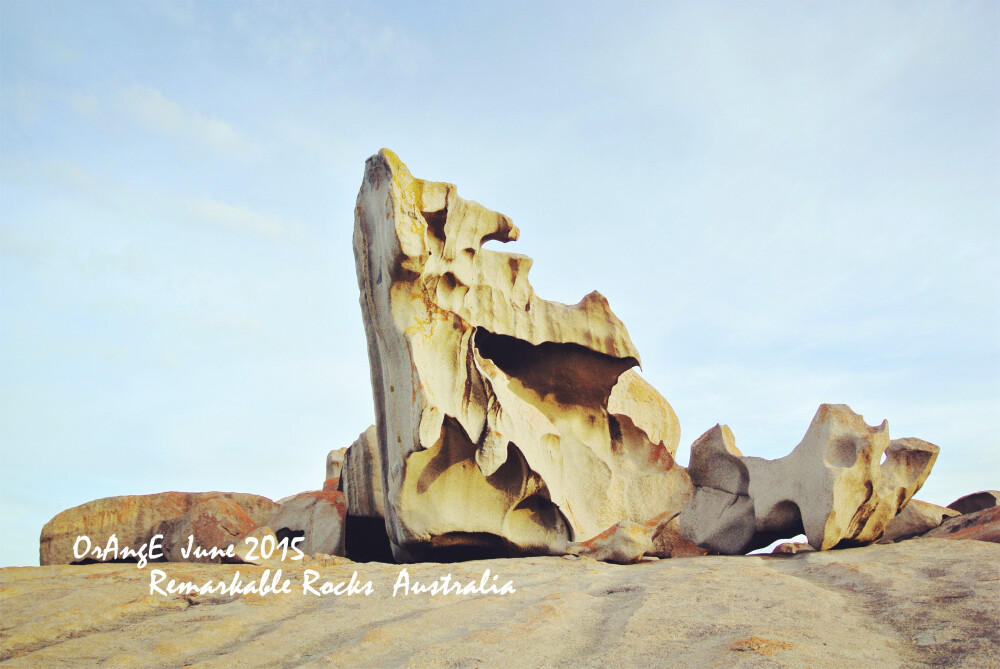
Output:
567,521,653,564
160,497,257,563
679,404,939,554
326,447,348,481
879,499,959,544
646,513,709,558
947,490,1000,515
264,491,347,557
340,425,384,520
922,506,1000,543
40,492,278,566
353,149,690,561
233,527,288,568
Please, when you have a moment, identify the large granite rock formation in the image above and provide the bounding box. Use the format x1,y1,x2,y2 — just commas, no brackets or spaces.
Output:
353,149,691,561
40,492,278,566
679,404,939,554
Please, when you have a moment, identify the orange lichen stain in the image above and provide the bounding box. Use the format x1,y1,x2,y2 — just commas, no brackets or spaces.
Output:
730,637,795,655
644,441,677,471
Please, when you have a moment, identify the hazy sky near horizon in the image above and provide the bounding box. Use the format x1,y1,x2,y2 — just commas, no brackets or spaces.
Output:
2,1,997,567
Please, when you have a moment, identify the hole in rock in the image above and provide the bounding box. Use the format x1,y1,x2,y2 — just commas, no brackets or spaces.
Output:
473,329,635,408
828,437,859,468
274,528,305,544
403,532,516,563
746,500,805,553
344,515,395,563
422,209,447,242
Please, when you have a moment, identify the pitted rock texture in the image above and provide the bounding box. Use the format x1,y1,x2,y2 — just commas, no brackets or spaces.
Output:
680,404,939,554
2,540,997,667
353,149,690,561
40,492,279,566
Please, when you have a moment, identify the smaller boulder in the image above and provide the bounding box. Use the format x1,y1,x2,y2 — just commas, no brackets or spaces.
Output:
922,506,1000,544
568,521,652,564
265,491,347,557
946,491,1000,515
771,542,815,556
234,527,288,568
645,513,708,558
879,500,959,544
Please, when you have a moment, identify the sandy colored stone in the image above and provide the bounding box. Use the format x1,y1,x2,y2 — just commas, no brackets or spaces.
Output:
1,540,997,667
264,491,347,557
567,521,653,564
354,149,689,561
879,499,959,544
40,492,279,566
947,490,1000,515
160,497,257,563
326,447,347,481
922,506,1000,543
680,405,939,554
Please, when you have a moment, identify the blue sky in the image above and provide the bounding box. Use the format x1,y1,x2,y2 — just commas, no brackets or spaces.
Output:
1,1,997,567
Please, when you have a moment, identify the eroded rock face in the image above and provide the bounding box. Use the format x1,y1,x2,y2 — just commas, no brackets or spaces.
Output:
40,492,278,566
354,149,690,561
679,404,939,554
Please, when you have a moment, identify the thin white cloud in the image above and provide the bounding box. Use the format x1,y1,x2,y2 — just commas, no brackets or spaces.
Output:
116,84,259,158
182,195,302,239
